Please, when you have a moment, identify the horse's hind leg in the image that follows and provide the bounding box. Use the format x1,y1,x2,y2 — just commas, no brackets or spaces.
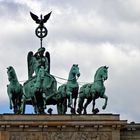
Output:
83,98,92,114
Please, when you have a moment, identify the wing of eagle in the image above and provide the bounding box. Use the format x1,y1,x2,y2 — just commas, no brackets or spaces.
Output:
30,12,40,24
43,11,52,23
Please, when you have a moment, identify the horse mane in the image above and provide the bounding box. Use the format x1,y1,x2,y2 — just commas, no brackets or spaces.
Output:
68,65,74,80
68,64,78,81
7,66,19,82
94,66,104,80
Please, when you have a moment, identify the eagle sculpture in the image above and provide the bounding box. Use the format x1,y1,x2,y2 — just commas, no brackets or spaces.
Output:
30,11,52,27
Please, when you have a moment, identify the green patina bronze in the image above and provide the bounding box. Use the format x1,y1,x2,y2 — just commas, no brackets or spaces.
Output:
6,11,109,115
7,66,23,114
28,47,50,79
77,66,108,114
57,64,80,114
21,48,57,114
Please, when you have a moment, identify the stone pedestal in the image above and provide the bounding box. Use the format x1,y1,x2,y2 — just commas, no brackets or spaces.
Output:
0,114,127,140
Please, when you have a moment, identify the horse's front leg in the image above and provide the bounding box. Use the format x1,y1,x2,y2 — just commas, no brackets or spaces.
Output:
8,91,12,109
42,93,46,109
101,94,108,110
67,91,72,108
92,98,95,113
73,89,79,114
9,99,13,110
73,98,77,114
67,91,75,114
20,96,26,114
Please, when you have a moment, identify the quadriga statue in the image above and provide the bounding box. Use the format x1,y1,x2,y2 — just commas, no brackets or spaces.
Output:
77,66,108,114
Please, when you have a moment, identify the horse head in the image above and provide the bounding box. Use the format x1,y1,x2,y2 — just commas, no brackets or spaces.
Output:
7,66,18,82
94,66,108,82
69,64,80,80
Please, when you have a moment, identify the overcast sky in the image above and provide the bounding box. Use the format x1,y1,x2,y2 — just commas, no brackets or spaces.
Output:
0,0,140,122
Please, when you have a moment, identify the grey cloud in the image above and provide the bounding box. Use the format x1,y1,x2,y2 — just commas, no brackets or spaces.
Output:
0,1,29,21
35,0,139,49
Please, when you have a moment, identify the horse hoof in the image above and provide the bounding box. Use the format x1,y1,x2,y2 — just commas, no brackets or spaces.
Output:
77,108,81,114
71,108,75,114
102,105,106,110
93,108,99,114
48,108,53,115
83,110,87,115
10,106,12,110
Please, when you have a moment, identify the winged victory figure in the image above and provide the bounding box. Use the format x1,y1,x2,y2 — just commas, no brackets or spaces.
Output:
27,47,50,79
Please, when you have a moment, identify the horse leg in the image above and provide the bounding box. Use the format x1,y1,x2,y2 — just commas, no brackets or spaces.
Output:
57,102,61,114
17,94,21,114
21,96,26,114
12,96,17,114
43,93,46,109
9,101,12,110
67,91,74,114
92,98,95,113
101,94,108,110
91,98,99,114
13,102,17,114
83,98,92,114
73,97,77,114
8,94,13,110
67,91,72,108
19,94,23,114
15,98,19,114
58,98,67,115
56,95,62,115
63,98,67,114
31,96,38,114
9,98,13,110
73,88,79,114
77,97,84,114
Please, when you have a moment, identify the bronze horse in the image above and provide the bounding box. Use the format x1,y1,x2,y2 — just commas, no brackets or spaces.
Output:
58,64,80,114
7,66,23,114
77,66,108,114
